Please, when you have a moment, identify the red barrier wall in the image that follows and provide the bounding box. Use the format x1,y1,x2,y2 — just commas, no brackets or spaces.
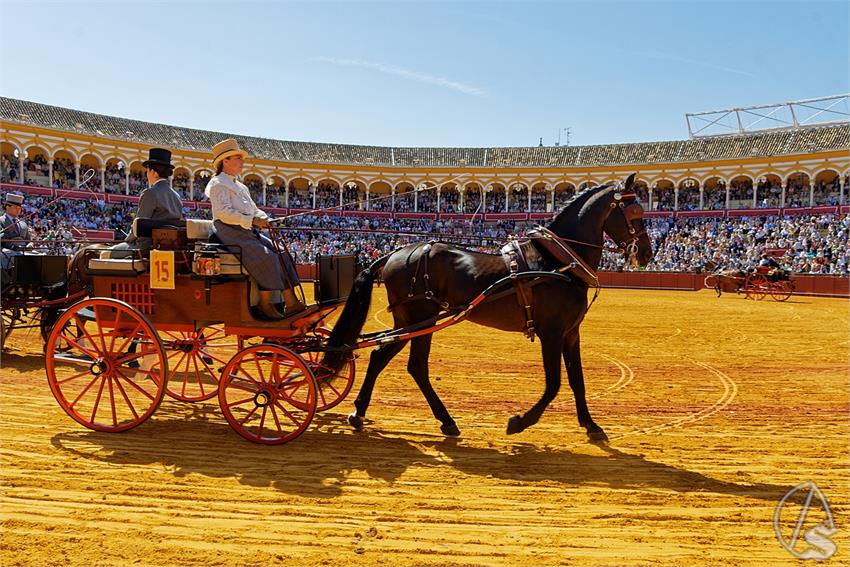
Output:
598,271,848,297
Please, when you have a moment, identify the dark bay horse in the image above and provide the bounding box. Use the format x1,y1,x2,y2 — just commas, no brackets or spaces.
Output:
324,174,654,442
704,268,746,297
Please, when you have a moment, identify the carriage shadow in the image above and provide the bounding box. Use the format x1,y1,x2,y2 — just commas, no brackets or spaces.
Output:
50,403,791,503
50,406,439,499
0,350,45,370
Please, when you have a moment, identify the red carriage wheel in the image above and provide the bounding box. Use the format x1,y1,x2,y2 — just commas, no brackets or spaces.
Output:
298,327,356,412
45,298,167,432
218,344,317,444
0,308,13,350
745,274,768,300
770,280,794,302
159,326,238,402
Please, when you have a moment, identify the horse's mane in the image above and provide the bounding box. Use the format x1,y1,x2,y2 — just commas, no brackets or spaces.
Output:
547,184,608,230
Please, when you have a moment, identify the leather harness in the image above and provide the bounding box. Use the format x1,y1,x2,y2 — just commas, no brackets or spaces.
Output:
499,226,604,340
389,192,645,342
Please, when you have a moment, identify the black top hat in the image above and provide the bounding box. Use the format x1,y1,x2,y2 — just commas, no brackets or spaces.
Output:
142,148,173,168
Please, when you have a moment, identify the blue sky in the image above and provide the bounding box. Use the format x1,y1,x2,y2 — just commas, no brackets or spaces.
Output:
0,0,847,148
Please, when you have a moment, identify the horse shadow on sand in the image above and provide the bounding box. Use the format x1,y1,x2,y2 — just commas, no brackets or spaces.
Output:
51,402,793,502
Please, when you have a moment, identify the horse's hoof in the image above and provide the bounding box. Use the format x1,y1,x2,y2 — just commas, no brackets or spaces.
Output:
506,415,524,435
441,423,460,437
587,429,609,443
347,412,364,431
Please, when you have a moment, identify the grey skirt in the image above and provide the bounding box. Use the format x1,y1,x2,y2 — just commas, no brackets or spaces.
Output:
212,220,299,290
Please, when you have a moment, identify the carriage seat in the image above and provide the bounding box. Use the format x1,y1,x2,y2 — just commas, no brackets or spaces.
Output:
186,218,215,240
134,217,186,237
185,219,247,276
98,217,187,261
86,257,148,274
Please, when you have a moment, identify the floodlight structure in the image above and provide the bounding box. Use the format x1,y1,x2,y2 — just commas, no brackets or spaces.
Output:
685,93,850,138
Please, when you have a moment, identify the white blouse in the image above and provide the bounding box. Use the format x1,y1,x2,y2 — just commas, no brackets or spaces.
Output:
205,173,268,230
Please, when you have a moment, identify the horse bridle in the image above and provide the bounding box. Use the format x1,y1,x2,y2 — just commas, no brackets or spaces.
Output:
546,191,647,260
609,192,647,264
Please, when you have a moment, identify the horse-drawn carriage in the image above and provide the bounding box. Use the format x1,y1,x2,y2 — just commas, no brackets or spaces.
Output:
0,247,89,349
44,218,359,444
740,265,795,301
704,249,795,301
42,178,655,446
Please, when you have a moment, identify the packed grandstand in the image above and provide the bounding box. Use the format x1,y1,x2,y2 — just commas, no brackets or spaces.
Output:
1,96,848,275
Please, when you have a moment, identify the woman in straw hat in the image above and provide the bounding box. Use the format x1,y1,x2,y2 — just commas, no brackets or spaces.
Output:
205,138,303,319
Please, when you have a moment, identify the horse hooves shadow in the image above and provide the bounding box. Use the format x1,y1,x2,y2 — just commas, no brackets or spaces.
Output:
441,423,461,437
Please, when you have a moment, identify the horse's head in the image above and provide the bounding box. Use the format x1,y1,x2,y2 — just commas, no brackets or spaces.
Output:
601,174,654,268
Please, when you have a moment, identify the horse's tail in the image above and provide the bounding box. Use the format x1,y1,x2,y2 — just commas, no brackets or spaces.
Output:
322,254,390,372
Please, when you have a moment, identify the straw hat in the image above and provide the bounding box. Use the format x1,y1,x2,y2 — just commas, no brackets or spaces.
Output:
3,192,24,206
212,138,249,168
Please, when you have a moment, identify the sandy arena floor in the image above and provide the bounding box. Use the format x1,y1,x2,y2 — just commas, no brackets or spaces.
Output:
1,287,847,566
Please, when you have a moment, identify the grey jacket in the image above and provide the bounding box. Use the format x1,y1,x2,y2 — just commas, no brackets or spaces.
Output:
0,213,31,247
126,178,184,245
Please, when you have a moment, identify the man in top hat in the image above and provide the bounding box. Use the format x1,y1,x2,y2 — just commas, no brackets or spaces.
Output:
206,138,303,319
0,192,32,271
110,147,184,258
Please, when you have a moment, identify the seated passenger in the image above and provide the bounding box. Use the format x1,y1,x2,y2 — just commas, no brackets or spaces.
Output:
758,253,781,269
0,192,31,274
110,148,184,258
205,138,303,320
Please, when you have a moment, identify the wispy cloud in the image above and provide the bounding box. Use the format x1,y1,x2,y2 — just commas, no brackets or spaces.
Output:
617,48,756,78
312,56,487,97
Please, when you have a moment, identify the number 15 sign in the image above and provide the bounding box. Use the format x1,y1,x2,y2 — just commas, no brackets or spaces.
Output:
150,250,175,290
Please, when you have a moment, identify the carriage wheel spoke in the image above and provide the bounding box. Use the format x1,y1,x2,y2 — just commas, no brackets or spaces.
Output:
113,323,144,355
268,409,285,437
114,369,157,401
117,343,161,367
225,394,256,408
253,355,267,384
225,377,263,395
107,309,122,353
198,355,218,380
56,368,97,386
56,334,100,360
110,370,140,420
68,374,102,409
107,375,118,427
233,364,263,390
272,399,302,427
192,355,205,396
321,378,343,405
90,374,108,422
92,306,110,354
236,404,260,426
257,405,269,437
70,315,103,358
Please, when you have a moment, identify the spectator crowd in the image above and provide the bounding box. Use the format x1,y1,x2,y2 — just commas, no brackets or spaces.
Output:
4,192,848,276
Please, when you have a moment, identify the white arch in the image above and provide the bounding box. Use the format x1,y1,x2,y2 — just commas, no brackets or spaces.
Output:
78,152,104,167
782,170,811,184
52,147,80,163
649,177,675,188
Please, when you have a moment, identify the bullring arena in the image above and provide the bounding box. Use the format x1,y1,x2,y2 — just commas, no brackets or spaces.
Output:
2,288,848,566
1,96,849,566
